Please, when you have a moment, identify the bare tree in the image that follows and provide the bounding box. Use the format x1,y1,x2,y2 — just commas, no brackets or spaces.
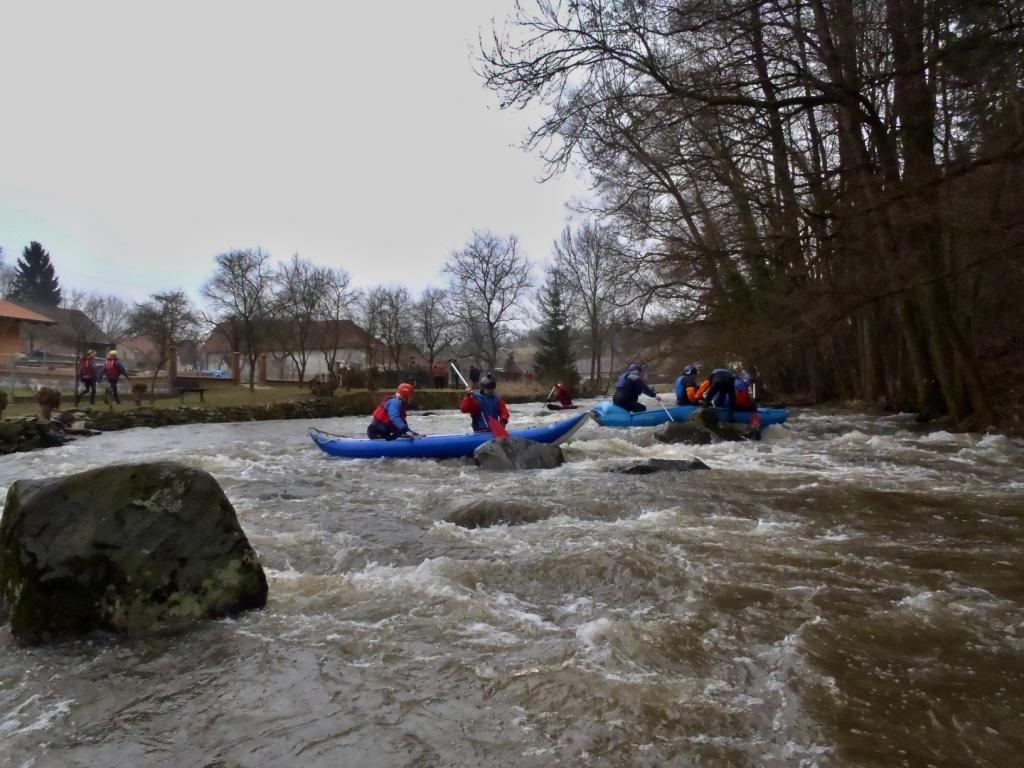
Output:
0,246,14,298
128,290,200,402
269,255,328,384
444,230,532,369
413,286,457,369
84,294,131,341
201,248,273,391
553,224,624,385
360,285,410,372
315,267,356,375
365,285,413,371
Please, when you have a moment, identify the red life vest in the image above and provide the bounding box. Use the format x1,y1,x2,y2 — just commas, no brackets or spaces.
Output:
79,357,94,378
555,385,573,407
372,396,405,427
105,357,120,379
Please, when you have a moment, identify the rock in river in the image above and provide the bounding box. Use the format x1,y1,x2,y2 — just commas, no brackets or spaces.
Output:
614,458,711,475
0,461,268,645
473,437,564,471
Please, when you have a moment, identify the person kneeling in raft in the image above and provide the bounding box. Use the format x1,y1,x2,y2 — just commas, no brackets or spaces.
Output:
460,374,510,433
612,361,662,413
367,382,422,440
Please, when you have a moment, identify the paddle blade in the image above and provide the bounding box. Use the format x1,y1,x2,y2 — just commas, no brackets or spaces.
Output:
488,415,510,438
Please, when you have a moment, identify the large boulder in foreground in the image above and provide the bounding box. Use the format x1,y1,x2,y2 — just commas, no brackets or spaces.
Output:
0,462,267,645
473,437,564,471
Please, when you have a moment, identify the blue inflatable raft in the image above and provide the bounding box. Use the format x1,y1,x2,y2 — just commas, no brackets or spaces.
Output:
310,411,592,459
591,401,788,428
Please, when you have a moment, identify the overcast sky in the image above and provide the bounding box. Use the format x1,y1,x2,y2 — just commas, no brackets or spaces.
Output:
0,1,588,304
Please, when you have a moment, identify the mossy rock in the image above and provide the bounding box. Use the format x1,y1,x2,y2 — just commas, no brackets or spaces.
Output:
0,461,267,645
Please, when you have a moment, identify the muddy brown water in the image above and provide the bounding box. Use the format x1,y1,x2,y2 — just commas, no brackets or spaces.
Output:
0,404,1021,767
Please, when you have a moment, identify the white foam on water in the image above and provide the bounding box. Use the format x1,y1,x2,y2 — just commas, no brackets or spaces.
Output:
977,433,1021,452
915,430,975,445
575,616,613,650
832,430,873,446
0,696,74,736
458,622,521,647
562,436,644,460
347,557,474,602
751,519,803,536
484,590,559,631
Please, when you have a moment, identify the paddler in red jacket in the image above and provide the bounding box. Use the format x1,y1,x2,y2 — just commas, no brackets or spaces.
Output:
460,374,510,433
367,382,422,440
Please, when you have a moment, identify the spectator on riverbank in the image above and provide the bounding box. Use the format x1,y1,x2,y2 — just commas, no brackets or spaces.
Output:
104,350,130,405
432,360,446,388
78,350,98,405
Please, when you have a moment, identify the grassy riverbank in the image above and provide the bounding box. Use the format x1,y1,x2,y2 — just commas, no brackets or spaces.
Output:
1,383,560,422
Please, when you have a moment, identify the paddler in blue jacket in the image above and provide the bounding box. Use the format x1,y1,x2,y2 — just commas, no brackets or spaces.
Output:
460,374,510,432
674,364,701,405
367,382,421,440
613,362,661,413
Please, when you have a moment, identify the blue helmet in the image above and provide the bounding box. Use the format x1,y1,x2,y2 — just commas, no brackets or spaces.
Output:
683,364,697,376
627,361,644,373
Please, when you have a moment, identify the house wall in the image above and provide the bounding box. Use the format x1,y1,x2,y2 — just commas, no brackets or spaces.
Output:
0,320,22,357
205,348,368,381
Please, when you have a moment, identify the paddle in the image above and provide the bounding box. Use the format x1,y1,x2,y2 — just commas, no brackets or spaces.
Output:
652,393,676,422
749,380,762,439
546,385,557,403
450,362,510,438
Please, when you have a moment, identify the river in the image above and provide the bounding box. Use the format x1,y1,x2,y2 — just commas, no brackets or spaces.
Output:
0,404,1021,767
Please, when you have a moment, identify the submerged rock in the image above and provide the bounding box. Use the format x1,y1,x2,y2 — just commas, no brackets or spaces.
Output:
445,500,553,528
614,458,711,475
0,461,267,645
473,437,564,471
652,421,713,445
653,409,752,444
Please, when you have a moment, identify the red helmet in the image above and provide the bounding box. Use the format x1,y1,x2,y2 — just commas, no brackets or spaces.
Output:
397,382,415,399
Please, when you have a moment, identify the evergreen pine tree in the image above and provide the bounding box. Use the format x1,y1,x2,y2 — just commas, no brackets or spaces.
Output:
9,242,62,306
533,269,579,387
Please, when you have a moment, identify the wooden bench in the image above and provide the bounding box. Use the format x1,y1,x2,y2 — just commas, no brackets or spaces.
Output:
176,383,207,403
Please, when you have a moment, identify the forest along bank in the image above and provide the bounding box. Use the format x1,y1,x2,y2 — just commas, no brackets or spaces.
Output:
0,405,1020,767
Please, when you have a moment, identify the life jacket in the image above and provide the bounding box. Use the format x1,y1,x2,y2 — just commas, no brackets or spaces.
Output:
105,357,120,380
372,395,405,428
695,378,712,401
463,391,508,431
79,357,95,378
615,370,636,390
555,385,573,407
615,370,653,404
675,374,700,403
735,378,753,408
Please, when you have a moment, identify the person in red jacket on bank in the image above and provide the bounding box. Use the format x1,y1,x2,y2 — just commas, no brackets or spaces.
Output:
367,382,422,440
104,350,130,404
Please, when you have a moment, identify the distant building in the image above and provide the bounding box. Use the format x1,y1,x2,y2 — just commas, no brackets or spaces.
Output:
17,303,112,363
201,319,388,380
0,299,57,367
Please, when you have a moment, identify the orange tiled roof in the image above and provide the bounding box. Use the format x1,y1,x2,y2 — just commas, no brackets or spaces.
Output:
0,299,57,324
